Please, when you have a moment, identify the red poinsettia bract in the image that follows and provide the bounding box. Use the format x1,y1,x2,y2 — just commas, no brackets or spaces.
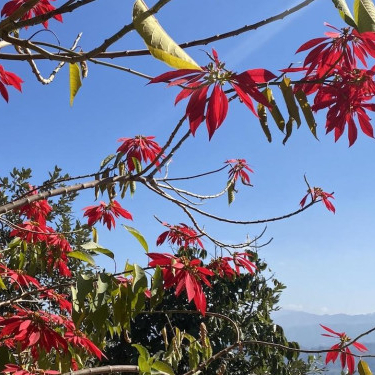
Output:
300,187,335,213
83,200,132,230
285,24,375,145
117,135,163,172
150,49,276,139
18,187,52,225
321,324,368,374
148,253,214,315
10,221,48,243
225,159,254,185
156,222,203,249
2,364,59,375
0,64,23,102
0,264,40,289
1,0,63,28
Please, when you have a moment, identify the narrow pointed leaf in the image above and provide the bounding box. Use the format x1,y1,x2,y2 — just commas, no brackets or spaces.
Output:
358,360,373,375
279,77,301,126
227,181,235,205
332,0,357,27
69,63,82,106
123,225,149,252
100,154,116,169
354,0,375,32
257,103,272,142
133,0,201,69
262,88,285,132
295,90,318,139
68,250,96,266
283,117,294,145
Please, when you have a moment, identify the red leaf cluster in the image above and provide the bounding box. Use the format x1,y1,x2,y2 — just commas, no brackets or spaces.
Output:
300,187,335,213
288,24,375,145
148,253,214,314
83,200,132,230
150,49,276,139
225,159,254,185
1,0,63,28
0,64,23,102
117,135,163,172
321,324,367,374
156,222,203,249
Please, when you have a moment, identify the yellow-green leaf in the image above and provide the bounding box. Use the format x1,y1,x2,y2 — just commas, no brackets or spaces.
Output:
133,0,201,70
69,63,82,106
359,360,373,375
262,88,285,132
283,117,294,145
332,0,357,28
295,90,318,139
257,103,272,142
68,250,95,266
123,225,149,252
354,0,375,32
92,227,98,243
280,77,301,127
0,275,6,290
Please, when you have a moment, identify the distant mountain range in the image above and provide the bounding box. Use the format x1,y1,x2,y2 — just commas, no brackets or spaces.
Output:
272,310,375,374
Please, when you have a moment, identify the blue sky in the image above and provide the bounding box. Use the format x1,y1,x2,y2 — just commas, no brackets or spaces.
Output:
1,0,374,315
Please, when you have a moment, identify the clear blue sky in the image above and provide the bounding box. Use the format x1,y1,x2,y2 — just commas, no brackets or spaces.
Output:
1,0,374,315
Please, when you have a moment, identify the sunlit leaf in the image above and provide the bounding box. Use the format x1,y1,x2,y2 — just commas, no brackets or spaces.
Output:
257,103,272,142
354,0,375,31
283,117,294,145
69,63,82,106
358,360,373,375
262,88,285,132
81,241,115,259
279,77,301,127
227,181,235,205
295,90,318,139
133,0,201,70
100,154,116,169
68,250,96,266
332,0,357,27
123,225,149,252
152,361,175,375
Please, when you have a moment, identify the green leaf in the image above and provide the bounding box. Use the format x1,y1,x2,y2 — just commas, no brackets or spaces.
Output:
92,227,98,243
279,77,301,127
81,241,115,259
100,154,116,169
132,157,143,173
332,0,357,27
133,0,201,70
257,103,272,142
150,266,164,309
227,181,235,205
68,250,96,266
0,276,6,290
133,344,150,361
123,225,149,252
295,90,318,139
282,117,294,145
262,88,285,132
76,273,94,305
354,0,375,31
69,63,82,106
151,361,175,375
359,360,373,375
132,264,147,294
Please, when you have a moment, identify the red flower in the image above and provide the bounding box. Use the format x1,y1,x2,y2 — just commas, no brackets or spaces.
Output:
225,159,254,185
117,135,163,172
208,257,236,279
1,0,63,28
321,324,368,374
232,252,257,275
300,187,335,213
10,221,48,243
150,49,276,139
2,364,59,375
148,253,214,314
0,264,40,289
0,64,22,102
156,222,203,249
40,289,72,312
83,200,132,230
0,309,68,358
19,187,52,225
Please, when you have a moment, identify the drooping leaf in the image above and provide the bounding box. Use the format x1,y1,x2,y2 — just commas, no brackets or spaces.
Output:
358,360,373,375
257,103,272,142
133,0,201,70
150,266,164,309
279,77,301,127
68,250,96,266
151,361,175,375
283,117,294,145
123,225,149,252
354,0,375,32
331,0,357,27
92,227,98,243
100,154,116,169
227,181,235,205
81,241,115,259
132,264,147,294
69,63,82,106
295,90,318,139
0,276,6,290
262,88,285,132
